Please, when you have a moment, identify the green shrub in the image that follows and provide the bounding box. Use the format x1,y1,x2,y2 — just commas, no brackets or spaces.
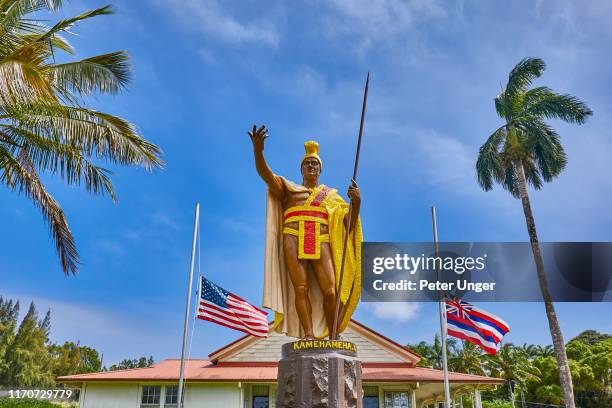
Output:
482,400,513,408
0,398,63,407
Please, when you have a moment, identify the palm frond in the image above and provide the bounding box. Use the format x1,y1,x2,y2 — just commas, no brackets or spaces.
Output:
19,32,74,54
0,146,79,274
0,0,162,275
1,125,117,199
505,58,545,100
516,119,567,182
0,60,55,105
6,103,163,170
476,125,506,191
521,86,551,109
37,5,113,43
49,51,131,96
501,163,520,198
0,0,57,35
494,93,508,119
523,90,593,124
522,158,543,190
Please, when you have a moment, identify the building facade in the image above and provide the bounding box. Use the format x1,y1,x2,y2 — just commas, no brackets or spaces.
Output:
58,321,501,408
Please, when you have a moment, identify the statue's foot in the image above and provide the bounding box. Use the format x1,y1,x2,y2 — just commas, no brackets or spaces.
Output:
303,334,315,340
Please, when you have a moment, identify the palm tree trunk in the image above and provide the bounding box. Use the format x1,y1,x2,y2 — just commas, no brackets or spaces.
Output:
514,159,576,408
508,381,516,408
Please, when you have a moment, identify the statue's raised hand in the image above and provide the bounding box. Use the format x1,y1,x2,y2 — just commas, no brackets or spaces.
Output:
248,124,268,152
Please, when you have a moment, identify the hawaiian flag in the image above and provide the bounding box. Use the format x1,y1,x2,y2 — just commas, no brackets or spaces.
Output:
445,299,510,355
197,277,269,338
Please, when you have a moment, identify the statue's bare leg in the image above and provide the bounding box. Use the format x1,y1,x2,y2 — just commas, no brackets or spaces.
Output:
283,234,314,338
311,243,337,338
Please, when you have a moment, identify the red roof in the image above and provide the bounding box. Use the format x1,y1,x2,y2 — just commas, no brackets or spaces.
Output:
57,359,502,384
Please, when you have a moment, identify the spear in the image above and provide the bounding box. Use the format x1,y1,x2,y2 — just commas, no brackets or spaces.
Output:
331,71,370,340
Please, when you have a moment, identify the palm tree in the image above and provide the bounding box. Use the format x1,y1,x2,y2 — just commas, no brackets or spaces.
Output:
408,334,458,369
486,344,541,408
449,341,486,375
520,343,539,359
476,57,592,408
536,345,554,358
0,1,163,274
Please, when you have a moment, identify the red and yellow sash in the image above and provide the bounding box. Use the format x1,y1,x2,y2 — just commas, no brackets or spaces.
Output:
283,185,331,259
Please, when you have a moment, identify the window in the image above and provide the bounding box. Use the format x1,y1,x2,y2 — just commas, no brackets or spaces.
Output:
141,386,161,407
165,385,178,407
384,391,409,408
363,386,379,408
252,385,269,408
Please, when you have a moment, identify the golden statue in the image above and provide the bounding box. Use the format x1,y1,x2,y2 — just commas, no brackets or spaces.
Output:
249,125,363,339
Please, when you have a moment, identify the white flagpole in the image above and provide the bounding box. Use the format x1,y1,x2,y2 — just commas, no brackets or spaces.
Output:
431,206,451,408
177,203,200,408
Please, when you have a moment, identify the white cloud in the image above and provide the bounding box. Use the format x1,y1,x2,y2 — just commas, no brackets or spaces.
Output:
157,0,280,47
216,216,258,237
364,302,421,322
123,209,183,242
94,240,125,255
149,210,180,231
410,130,474,189
534,0,612,38
320,0,448,55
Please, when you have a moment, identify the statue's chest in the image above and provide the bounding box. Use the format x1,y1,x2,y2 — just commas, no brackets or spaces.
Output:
284,190,311,207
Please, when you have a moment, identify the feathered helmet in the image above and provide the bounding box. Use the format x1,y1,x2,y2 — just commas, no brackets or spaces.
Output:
301,141,322,170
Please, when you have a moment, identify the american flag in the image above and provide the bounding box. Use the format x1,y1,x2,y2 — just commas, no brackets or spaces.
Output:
445,299,509,355
197,277,269,338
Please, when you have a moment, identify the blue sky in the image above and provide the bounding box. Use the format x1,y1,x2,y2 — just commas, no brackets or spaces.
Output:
1,0,611,365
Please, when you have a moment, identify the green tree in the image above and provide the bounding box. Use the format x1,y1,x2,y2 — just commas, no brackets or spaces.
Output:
1,302,53,387
407,340,435,367
0,298,19,376
49,341,101,377
519,343,539,359
569,337,612,407
107,356,154,371
571,330,611,346
408,334,458,369
486,344,540,408
0,0,163,275
449,341,486,375
0,297,103,387
584,339,612,406
521,343,554,359
476,57,592,408
535,384,564,405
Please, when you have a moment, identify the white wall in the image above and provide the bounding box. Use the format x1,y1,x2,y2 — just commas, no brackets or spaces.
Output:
183,383,240,407
81,383,140,408
80,382,241,408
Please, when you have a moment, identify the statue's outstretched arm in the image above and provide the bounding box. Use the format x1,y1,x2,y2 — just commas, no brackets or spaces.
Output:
248,124,284,199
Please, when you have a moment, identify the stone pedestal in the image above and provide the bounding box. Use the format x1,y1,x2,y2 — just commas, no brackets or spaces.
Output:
276,340,363,408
